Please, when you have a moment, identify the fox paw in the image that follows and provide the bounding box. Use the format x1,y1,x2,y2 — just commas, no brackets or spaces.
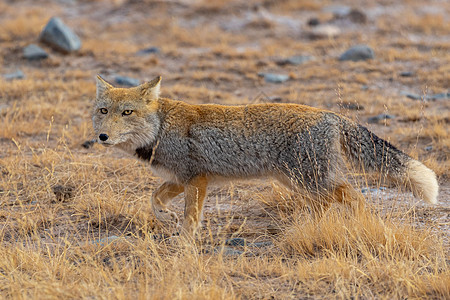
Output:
154,209,179,225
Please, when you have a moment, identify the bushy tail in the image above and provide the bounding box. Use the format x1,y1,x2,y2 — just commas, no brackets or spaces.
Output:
339,119,438,204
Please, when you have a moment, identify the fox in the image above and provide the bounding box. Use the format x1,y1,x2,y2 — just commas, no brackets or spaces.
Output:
92,75,439,236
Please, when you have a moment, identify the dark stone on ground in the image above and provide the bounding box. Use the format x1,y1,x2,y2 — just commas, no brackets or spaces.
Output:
23,44,49,60
402,91,450,101
339,45,374,61
3,70,25,80
368,113,395,124
39,17,81,53
115,75,140,87
225,238,246,246
399,71,414,77
257,72,289,83
307,17,320,26
425,146,433,151
348,9,367,23
137,47,160,55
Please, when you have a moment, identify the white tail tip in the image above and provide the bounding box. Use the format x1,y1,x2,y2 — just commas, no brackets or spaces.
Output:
406,160,439,204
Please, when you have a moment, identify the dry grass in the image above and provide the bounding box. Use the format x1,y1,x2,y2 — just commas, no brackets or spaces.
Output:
0,0,449,298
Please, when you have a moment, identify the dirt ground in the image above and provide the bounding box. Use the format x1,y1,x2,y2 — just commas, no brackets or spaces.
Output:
0,0,449,299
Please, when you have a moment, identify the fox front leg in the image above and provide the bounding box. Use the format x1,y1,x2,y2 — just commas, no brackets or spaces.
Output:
151,182,184,227
181,175,208,237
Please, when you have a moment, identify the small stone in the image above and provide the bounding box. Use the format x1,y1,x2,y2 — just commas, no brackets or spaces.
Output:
401,92,421,100
3,70,25,80
225,238,246,246
425,146,433,151
115,76,140,87
339,45,375,61
82,139,95,149
137,47,160,55
399,71,414,77
39,17,81,53
348,9,367,23
53,184,74,202
427,93,449,100
23,44,49,60
307,17,320,26
249,241,273,248
276,55,313,66
214,246,244,256
308,24,340,39
368,113,395,124
92,236,120,246
258,72,289,83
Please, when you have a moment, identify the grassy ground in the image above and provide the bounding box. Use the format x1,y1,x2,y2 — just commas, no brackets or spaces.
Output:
0,0,449,298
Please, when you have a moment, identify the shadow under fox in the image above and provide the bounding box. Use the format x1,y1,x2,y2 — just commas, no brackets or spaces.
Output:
92,75,439,236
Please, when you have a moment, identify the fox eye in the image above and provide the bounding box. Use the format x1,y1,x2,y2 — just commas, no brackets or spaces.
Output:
122,110,133,116
99,108,108,114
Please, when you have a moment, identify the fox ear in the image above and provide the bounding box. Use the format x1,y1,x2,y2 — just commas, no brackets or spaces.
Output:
139,76,161,101
96,75,113,98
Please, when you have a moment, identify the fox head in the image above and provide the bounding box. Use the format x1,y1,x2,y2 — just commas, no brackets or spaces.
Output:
92,75,161,151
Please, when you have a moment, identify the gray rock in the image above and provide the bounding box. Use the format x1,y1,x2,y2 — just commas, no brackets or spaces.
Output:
348,9,367,24
249,241,273,248
137,47,160,55
276,55,313,66
339,45,375,61
368,113,395,124
214,246,244,256
258,72,289,83
425,146,433,151
401,91,450,101
225,238,246,246
4,70,25,80
307,17,320,26
92,235,120,246
23,44,48,60
115,76,140,87
399,71,414,77
39,17,81,53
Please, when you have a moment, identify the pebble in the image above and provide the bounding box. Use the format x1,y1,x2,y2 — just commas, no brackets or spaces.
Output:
23,44,49,60
276,55,313,66
39,17,81,53
307,17,320,26
115,75,140,87
339,45,375,61
225,238,246,246
399,71,414,77
3,70,25,80
401,92,450,101
137,47,160,55
214,246,244,256
258,72,289,83
425,146,433,151
348,9,367,24
92,236,120,246
361,187,387,194
368,113,395,124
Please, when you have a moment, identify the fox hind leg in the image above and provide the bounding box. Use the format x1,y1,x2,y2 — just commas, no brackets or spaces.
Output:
151,182,184,226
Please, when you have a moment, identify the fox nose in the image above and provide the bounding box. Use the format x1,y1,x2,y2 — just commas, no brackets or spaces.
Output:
99,133,109,141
